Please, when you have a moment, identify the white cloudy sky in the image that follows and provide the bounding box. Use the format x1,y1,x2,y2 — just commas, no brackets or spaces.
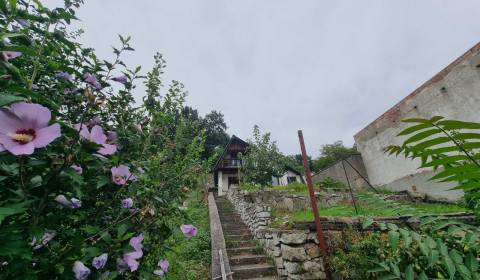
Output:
46,0,480,156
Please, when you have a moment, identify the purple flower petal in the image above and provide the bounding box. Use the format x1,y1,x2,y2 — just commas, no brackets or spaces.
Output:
71,164,83,174
97,143,117,155
55,195,73,208
92,253,108,269
1,51,21,61
158,259,169,272
180,224,198,237
129,234,144,251
89,125,107,145
55,71,73,81
121,198,133,209
32,123,61,148
153,269,165,277
10,102,51,129
73,261,91,280
123,250,143,272
71,198,82,209
111,165,132,185
111,75,128,84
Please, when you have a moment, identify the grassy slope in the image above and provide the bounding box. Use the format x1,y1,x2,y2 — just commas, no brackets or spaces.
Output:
284,202,468,222
164,190,211,280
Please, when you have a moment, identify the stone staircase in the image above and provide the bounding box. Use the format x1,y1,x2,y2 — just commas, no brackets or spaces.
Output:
216,196,277,280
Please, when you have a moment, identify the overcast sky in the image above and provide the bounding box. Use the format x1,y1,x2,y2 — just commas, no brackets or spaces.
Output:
46,1,480,156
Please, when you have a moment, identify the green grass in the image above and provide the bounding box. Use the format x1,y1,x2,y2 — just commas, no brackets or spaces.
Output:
163,190,211,280
281,202,468,222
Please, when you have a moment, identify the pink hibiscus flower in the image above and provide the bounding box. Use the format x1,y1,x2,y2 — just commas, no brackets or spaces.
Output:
121,234,144,272
111,165,134,185
1,51,22,61
180,224,198,237
0,102,61,155
75,124,117,155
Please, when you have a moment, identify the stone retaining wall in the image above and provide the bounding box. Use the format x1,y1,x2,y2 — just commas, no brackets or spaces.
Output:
226,188,475,280
227,188,328,279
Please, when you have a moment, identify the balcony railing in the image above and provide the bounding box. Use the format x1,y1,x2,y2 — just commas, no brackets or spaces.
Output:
221,159,242,168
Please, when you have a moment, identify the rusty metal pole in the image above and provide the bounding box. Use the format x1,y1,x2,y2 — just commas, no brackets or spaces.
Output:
298,130,331,279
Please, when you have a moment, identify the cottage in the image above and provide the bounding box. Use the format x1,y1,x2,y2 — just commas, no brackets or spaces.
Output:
272,167,303,186
212,135,248,196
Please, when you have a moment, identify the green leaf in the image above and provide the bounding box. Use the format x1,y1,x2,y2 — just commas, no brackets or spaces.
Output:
404,128,442,144
428,250,439,268
411,137,451,152
388,230,399,251
418,272,428,280
457,264,472,280
438,120,480,130
362,218,374,229
405,264,414,280
0,203,27,223
0,93,25,107
398,123,433,136
465,253,478,272
421,155,469,168
444,255,456,279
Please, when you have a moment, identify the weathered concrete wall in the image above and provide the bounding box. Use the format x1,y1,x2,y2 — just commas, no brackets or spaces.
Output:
312,154,368,190
354,43,480,201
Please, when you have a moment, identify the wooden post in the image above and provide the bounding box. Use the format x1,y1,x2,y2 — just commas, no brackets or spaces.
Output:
298,130,331,279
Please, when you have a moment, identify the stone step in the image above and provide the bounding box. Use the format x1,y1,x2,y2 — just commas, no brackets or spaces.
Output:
231,263,276,279
229,254,268,265
226,234,252,240
240,277,278,280
227,240,256,248
228,246,259,255
223,225,249,231
225,229,251,236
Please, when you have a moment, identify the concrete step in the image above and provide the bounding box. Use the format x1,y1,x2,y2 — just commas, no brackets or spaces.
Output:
228,246,259,255
226,234,253,240
229,254,268,265
225,229,251,236
240,277,278,280
231,263,276,279
227,240,256,247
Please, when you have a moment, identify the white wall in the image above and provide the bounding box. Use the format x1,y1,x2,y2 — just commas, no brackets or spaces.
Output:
355,48,480,201
275,170,302,186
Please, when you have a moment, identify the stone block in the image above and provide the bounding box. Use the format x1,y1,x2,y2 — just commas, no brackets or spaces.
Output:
289,271,327,279
303,260,324,272
305,243,321,259
257,211,271,218
281,245,307,261
280,232,307,245
284,261,302,274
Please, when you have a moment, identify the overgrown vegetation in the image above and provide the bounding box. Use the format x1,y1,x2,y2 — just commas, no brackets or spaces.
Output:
331,116,480,279
161,189,210,280
0,1,210,279
240,125,285,186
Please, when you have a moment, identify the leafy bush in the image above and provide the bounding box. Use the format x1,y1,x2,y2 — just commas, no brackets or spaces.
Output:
0,1,206,279
316,177,345,189
331,116,480,279
385,116,480,216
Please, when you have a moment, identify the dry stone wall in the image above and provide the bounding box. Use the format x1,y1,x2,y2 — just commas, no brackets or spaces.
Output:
227,188,328,279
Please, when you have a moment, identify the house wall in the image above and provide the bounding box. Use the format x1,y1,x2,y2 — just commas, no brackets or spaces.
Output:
312,154,368,190
217,170,239,196
278,170,302,186
354,43,480,201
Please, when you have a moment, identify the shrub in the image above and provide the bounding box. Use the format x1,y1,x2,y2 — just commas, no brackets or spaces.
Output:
0,1,206,279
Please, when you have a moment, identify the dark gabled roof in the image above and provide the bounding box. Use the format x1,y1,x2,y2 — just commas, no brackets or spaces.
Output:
212,135,248,172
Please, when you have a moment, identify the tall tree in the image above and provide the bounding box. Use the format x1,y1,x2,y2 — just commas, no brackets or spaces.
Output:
241,125,284,186
202,110,230,159
311,141,357,172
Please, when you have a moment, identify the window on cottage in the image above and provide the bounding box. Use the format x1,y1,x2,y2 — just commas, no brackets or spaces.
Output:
287,176,297,183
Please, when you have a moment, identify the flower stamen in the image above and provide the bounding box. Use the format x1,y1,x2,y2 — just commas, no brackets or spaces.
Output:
8,129,36,144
